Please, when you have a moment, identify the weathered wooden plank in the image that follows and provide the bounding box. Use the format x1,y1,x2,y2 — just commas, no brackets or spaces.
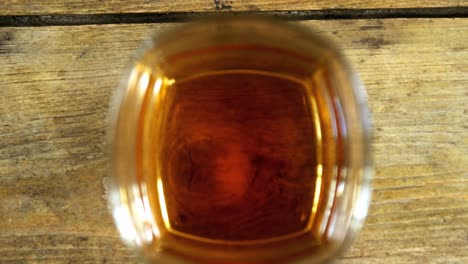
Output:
0,0,466,16
0,19,467,263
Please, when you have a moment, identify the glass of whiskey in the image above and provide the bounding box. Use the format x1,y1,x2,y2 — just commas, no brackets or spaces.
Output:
108,17,372,263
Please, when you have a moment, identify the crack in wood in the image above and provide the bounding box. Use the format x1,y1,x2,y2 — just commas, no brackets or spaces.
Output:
0,7,466,27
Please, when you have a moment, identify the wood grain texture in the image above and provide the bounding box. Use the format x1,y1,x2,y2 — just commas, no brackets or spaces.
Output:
0,0,466,15
0,19,467,263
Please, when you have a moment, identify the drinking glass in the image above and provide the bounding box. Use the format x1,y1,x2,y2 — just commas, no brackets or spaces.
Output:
108,16,372,263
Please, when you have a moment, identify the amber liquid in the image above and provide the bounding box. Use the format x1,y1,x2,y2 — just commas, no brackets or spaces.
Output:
133,46,343,260
164,71,317,241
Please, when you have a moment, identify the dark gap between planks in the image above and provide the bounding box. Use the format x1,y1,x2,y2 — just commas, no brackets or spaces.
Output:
0,7,467,27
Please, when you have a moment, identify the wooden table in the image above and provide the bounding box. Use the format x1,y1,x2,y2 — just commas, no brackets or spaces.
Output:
0,1,467,263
